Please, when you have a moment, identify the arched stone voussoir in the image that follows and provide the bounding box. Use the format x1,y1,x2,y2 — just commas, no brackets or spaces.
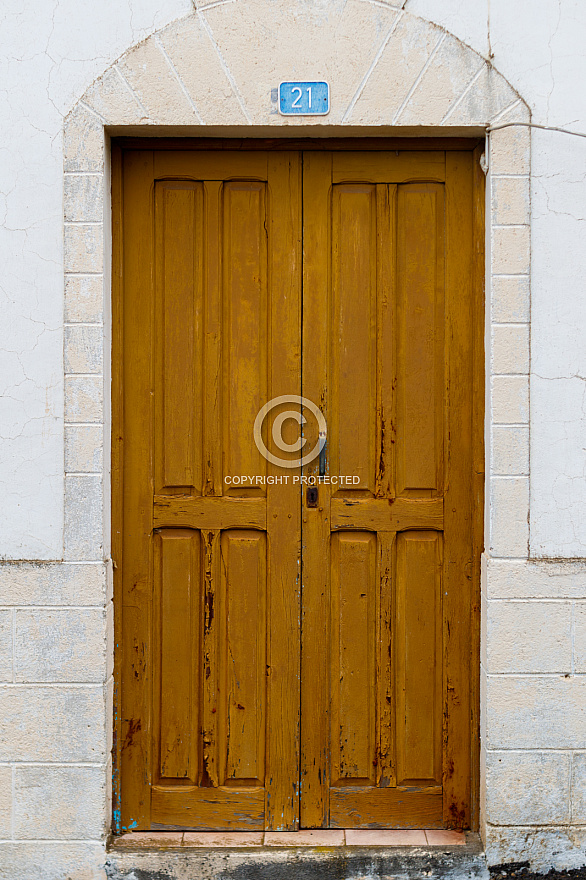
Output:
68,0,527,138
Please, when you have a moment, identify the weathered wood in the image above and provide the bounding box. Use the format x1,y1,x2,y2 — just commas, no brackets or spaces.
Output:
395,532,442,784
116,149,302,831
300,151,333,828
115,136,482,153
154,149,268,180
118,149,155,830
264,151,302,830
151,786,265,829
469,144,486,832
114,143,482,833
153,530,200,782
301,149,478,831
333,152,445,183
442,152,475,830
111,141,124,835
329,786,443,828
153,497,266,530
154,181,203,494
330,498,444,531
203,181,222,498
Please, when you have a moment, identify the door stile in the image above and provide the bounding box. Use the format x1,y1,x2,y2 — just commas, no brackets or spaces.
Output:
300,151,333,828
375,184,397,791
203,180,223,498
265,152,303,830
119,149,156,829
112,141,123,835
442,151,474,829
470,144,486,832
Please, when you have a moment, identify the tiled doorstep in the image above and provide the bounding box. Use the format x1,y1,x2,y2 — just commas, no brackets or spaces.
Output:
115,829,466,848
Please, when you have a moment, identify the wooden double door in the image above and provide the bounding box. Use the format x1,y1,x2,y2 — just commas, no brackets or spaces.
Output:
113,143,483,833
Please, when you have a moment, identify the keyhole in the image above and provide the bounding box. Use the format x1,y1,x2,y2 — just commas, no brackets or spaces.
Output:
306,486,318,508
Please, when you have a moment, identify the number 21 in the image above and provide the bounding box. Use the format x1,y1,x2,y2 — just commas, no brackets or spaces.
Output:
291,86,312,109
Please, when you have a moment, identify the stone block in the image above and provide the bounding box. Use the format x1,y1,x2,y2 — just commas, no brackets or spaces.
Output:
64,224,103,274
490,125,531,176
349,13,441,125
574,603,586,673
446,65,521,127
64,475,103,562
492,324,529,374
491,376,529,424
158,16,247,125
106,601,114,682
492,176,530,225
65,375,103,423
64,174,103,223
487,600,571,673
14,766,107,839
0,686,105,761
64,275,103,324
492,225,530,275
492,426,529,475
491,275,530,324
14,609,106,683
486,675,586,749
485,558,586,600
570,752,586,823
64,103,104,172
486,750,571,824
0,843,106,880
0,611,12,683
0,765,12,837
117,38,199,124
83,65,146,125
490,477,529,557
485,827,586,873
0,562,105,606
397,32,481,125
496,100,531,125
65,424,103,473
106,675,114,757
64,325,103,374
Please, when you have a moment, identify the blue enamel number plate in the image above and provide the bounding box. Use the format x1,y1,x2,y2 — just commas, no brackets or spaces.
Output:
279,81,329,116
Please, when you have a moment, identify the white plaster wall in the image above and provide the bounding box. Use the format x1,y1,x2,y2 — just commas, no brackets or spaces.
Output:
0,0,191,560
407,0,586,557
1,0,586,877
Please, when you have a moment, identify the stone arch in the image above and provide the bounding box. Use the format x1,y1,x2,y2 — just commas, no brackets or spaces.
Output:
65,1,529,155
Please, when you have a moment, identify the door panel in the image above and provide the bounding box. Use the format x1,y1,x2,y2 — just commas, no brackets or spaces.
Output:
301,151,475,829
114,145,480,833
395,531,442,785
154,529,200,783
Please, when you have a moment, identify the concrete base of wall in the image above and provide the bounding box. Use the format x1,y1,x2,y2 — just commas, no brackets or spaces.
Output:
106,835,488,880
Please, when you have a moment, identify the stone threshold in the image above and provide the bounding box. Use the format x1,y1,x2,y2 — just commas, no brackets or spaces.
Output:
113,828,466,848
107,830,488,880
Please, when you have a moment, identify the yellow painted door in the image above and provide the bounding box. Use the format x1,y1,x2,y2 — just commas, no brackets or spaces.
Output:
114,145,481,833
115,149,303,831
301,150,479,829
